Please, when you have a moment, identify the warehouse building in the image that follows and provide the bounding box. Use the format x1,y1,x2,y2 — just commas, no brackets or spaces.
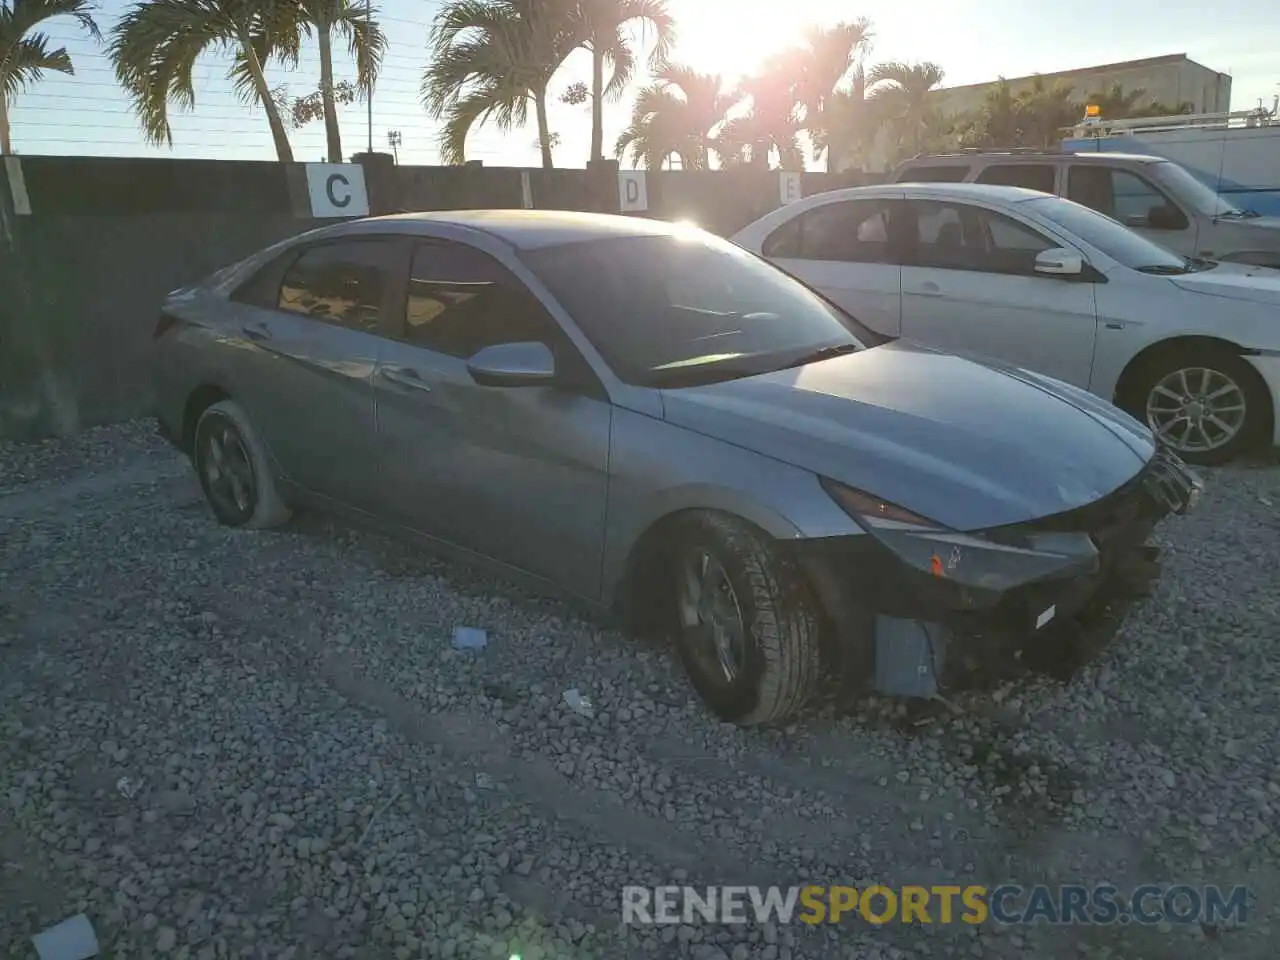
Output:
931,53,1232,118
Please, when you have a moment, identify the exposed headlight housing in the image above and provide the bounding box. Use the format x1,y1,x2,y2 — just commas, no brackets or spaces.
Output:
820,477,942,529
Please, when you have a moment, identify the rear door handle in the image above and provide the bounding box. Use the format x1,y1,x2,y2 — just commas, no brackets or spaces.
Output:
380,367,432,392
242,322,272,342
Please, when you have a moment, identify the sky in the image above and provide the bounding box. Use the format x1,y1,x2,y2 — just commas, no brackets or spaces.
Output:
9,0,1280,169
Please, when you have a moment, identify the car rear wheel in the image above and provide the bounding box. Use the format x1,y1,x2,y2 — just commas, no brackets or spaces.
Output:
193,399,291,529
671,512,822,726
1126,348,1268,466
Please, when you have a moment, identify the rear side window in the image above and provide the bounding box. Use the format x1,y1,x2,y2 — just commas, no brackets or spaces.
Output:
762,199,901,264
275,240,402,333
975,163,1056,193
897,164,970,183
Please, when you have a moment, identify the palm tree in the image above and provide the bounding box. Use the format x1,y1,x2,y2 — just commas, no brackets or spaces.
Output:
293,0,385,162
1084,82,1146,119
957,77,1021,148
570,0,674,164
794,18,872,172
1014,76,1079,147
110,0,301,162
716,54,804,170
866,60,945,158
1,0,100,155
423,0,578,168
614,64,734,169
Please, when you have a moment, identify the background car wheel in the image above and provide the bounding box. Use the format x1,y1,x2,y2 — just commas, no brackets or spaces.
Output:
1125,347,1269,466
193,400,291,529
670,512,822,726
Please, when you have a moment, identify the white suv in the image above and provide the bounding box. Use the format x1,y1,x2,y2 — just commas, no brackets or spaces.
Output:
731,182,1280,464
889,151,1280,270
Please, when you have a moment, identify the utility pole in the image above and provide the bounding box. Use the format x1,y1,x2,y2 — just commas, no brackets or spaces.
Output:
366,0,374,153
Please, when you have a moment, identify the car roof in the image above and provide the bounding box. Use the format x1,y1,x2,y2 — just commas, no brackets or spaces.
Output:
899,151,1164,165
344,209,679,250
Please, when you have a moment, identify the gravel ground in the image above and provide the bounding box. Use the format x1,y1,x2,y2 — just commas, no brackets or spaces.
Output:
2,420,1278,960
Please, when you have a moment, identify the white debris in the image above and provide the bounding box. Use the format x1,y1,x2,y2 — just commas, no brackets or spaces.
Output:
451,626,488,651
562,688,594,718
32,913,99,960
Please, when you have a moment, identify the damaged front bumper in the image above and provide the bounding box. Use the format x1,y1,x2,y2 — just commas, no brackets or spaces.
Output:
796,449,1204,698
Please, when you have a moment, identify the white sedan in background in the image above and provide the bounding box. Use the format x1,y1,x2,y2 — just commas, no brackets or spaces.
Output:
732,183,1280,465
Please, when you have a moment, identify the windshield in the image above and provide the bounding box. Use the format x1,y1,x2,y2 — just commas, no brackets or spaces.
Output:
520,231,880,387
1149,160,1247,217
1024,196,1188,271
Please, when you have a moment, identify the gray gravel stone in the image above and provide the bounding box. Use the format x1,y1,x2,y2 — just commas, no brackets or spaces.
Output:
1,422,1277,960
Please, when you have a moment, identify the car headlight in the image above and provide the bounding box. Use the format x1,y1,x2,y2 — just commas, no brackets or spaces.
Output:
819,477,942,529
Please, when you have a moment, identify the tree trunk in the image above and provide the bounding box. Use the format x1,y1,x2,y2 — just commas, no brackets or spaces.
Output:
0,94,10,155
318,21,343,163
238,36,294,162
535,91,554,169
590,45,605,162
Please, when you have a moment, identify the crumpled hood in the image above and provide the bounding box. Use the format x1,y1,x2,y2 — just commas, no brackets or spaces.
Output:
661,342,1155,531
1172,261,1280,306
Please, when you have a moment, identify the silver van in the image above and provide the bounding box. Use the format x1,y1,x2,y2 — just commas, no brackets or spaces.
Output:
889,150,1280,269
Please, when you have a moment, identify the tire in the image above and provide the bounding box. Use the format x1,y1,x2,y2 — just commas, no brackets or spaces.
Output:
670,512,822,726
1123,347,1269,466
192,399,291,529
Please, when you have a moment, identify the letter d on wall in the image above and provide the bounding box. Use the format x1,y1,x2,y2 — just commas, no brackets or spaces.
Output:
618,171,648,213
305,163,370,217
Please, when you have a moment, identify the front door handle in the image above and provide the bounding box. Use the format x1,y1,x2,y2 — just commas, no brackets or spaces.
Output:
380,367,432,392
916,281,942,296
242,322,272,342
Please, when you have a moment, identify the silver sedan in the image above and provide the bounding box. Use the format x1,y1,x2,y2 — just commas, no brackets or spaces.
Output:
153,211,1201,725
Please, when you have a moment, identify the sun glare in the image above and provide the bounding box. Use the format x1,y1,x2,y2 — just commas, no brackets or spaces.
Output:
669,0,817,81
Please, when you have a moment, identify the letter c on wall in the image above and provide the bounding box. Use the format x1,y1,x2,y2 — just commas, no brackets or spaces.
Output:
325,174,351,208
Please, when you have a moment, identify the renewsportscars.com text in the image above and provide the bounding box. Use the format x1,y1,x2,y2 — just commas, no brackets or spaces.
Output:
621,884,1249,926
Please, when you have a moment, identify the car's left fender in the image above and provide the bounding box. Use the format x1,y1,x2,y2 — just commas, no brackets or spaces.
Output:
598,406,865,608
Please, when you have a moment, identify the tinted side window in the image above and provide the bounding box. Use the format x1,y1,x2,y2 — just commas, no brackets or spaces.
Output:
276,240,400,333
764,199,898,264
911,201,1055,275
1067,166,1187,230
898,164,970,183
975,163,1056,193
401,242,561,359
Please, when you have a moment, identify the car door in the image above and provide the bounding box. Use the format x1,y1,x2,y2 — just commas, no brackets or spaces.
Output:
899,199,1099,387
226,236,407,509
761,196,907,336
1065,163,1197,256
372,238,611,599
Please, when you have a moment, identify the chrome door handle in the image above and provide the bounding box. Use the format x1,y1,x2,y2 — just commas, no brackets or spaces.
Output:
381,367,432,392
242,322,272,341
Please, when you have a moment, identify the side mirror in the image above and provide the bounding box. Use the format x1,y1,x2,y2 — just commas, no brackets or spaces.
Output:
1034,247,1085,277
466,341,557,387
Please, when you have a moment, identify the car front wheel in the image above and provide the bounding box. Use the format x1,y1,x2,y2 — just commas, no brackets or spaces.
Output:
1127,349,1269,465
671,512,822,726
193,399,292,529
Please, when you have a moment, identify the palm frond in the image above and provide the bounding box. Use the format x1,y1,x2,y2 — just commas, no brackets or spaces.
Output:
2,32,73,99
330,0,386,94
